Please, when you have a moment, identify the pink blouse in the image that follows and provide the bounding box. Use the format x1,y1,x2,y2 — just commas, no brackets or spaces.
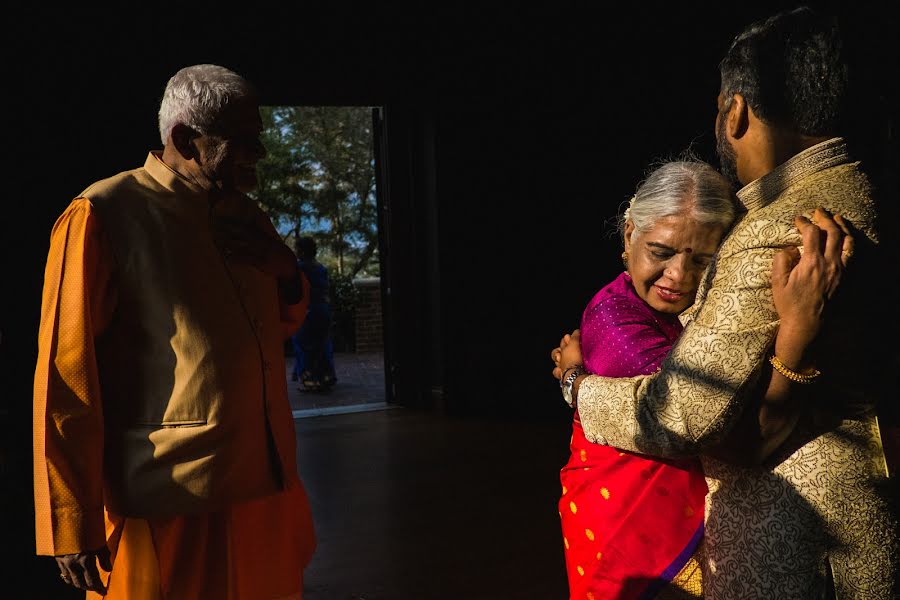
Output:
580,271,683,379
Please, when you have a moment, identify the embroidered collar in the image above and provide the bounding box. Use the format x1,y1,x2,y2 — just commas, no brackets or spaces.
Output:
736,137,850,212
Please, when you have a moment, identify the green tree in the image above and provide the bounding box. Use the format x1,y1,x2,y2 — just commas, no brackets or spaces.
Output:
253,107,314,239
252,106,379,278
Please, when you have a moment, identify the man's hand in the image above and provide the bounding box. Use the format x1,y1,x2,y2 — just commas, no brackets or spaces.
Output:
550,329,583,380
771,207,853,349
56,546,111,594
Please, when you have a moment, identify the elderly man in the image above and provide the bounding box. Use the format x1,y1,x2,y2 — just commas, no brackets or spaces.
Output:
34,64,316,599
552,7,897,599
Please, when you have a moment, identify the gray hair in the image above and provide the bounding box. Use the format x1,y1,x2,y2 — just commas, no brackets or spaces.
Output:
619,161,737,240
158,64,255,145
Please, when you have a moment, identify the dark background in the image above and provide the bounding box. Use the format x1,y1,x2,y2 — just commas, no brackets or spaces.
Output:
2,2,896,597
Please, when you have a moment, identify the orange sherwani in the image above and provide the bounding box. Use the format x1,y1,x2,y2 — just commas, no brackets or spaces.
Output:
33,152,316,599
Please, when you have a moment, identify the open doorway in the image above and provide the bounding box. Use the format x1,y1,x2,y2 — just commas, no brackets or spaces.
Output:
251,105,391,417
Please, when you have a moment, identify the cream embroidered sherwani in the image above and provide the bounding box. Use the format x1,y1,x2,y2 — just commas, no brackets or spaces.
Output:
575,138,898,599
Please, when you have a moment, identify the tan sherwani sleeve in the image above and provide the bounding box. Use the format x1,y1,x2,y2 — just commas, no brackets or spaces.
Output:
33,198,117,555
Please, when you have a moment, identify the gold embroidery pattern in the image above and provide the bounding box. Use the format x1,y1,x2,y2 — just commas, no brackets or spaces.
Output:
660,554,703,599
576,138,898,598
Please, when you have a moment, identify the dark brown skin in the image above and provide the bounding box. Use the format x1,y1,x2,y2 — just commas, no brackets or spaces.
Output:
56,546,111,594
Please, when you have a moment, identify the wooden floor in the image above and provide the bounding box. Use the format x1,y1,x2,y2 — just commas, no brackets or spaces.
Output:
297,407,572,600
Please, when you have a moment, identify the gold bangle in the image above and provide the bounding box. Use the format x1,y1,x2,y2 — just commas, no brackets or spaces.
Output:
769,354,821,384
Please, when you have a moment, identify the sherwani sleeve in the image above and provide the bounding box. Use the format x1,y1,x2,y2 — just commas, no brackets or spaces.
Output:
33,198,117,555
576,244,779,457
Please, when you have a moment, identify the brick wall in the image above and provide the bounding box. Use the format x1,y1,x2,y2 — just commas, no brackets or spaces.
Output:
354,278,383,353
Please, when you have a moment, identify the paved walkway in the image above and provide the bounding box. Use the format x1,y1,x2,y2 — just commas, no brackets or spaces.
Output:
286,351,390,417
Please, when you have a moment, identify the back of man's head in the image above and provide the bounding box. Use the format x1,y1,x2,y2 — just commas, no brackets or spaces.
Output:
158,64,256,146
296,236,318,260
719,6,848,137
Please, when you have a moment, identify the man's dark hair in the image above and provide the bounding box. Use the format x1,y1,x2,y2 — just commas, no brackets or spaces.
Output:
719,6,849,137
295,236,318,259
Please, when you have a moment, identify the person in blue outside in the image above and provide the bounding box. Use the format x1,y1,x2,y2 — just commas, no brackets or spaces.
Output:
292,236,337,391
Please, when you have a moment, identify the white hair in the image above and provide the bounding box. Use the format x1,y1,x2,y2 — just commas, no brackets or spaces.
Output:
620,160,737,239
157,64,255,145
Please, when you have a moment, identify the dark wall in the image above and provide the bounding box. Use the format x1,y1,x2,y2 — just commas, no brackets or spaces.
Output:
419,3,899,417
2,3,896,596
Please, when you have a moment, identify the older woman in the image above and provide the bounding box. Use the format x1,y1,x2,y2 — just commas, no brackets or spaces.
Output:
555,160,848,600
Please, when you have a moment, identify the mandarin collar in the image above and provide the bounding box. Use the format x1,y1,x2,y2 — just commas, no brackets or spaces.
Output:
735,137,850,212
144,151,209,202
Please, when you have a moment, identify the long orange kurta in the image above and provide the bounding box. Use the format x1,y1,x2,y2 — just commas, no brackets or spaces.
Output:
34,160,316,599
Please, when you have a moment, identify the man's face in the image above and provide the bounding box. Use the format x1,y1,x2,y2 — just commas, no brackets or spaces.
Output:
195,98,266,193
715,92,741,189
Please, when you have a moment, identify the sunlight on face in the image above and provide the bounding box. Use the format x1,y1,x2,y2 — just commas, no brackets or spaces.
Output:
624,214,725,314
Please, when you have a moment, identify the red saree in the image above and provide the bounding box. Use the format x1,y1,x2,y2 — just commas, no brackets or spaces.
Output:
559,273,707,599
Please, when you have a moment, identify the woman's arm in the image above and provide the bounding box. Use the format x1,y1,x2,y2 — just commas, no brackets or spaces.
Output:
581,295,676,378
555,208,854,463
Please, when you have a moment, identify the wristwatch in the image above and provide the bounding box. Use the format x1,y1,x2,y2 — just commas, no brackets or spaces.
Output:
560,365,585,408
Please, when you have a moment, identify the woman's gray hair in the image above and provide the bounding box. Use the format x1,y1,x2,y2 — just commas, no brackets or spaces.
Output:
158,64,255,145
619,160,737,240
